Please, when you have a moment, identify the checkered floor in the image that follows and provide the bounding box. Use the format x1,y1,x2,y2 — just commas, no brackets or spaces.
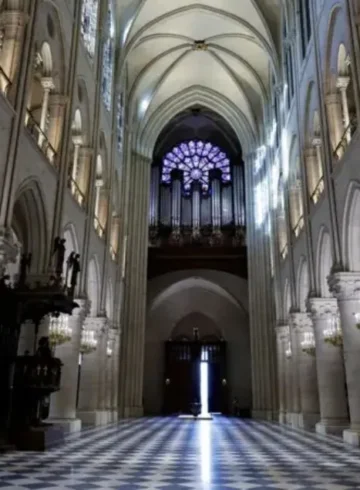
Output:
0,417,360,489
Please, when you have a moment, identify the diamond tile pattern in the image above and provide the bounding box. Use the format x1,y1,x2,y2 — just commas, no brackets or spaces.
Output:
0,417,360,489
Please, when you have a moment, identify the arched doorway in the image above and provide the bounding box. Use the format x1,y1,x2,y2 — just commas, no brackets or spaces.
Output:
145,271,250,416
164,313,227,415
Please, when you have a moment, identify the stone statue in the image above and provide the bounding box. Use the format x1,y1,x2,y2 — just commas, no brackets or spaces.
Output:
36,337,52,358
19,253,32,286
53,237,66,276
70,253,81,294
65,251,75,288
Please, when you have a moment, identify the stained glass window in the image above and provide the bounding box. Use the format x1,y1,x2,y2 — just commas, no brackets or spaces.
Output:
81,0,99,58
162,141,231,193
102,0,115,111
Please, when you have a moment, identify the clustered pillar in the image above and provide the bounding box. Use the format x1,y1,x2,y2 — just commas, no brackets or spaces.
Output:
118,153,151,418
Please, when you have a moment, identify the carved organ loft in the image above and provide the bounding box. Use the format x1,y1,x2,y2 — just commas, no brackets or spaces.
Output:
148,108,247,279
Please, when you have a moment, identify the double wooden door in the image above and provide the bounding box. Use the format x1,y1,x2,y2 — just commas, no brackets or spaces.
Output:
163,341,228,414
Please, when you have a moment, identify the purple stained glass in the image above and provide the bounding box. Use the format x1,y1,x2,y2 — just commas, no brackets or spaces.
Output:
162,140,231,193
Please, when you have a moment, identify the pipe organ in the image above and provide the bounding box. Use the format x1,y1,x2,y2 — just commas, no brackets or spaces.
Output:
149,158,246,247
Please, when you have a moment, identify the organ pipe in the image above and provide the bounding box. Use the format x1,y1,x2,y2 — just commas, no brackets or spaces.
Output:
222,184,233,226
192,182,201,229
160,184,171,226
171,169,182,228
182,196,192,226
233,162,245,226
210,169,221,229
201,195,211,226
149,165,160,226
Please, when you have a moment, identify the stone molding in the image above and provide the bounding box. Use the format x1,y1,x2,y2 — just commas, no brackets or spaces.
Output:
307,297,338,319
83,316,109,336
275,325,290,342
328,272,360,301
290,312,313,333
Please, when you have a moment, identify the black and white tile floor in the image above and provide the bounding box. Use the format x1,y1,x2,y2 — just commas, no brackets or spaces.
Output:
0,416,360,489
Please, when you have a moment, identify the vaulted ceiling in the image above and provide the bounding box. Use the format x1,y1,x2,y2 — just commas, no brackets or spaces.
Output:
116,0,282,153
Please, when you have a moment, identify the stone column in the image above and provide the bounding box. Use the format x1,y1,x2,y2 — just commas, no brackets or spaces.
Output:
47,94,68,158
291,312,320,429
105,329,115,419
336,77,351,142
275,325,289,424
77,147,92,205
308,298,349,434
284,338,293,425
38,77,54,147
326,93,346,157
98,187,109,233
329,273,360,445
97,320,110,423
110,215,120,259
112,328,120,421
118,154,150,417
0,10,26,94
289,314,302,426
49,299,88,432
77,316,109,425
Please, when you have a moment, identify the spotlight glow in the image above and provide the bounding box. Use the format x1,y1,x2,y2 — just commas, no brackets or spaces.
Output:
200,361,209,415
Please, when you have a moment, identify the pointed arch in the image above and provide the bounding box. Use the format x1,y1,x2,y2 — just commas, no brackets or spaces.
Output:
12,177,48,273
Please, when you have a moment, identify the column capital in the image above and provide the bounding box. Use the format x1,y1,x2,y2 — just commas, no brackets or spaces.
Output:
41,77,55,91
312,138,322,148
275,325,290,341
328,272,360,301
290,312,313,333
307,297,338,319
336,76,350,90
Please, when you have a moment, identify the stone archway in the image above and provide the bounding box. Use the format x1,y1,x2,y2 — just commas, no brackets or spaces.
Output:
145,271,250,415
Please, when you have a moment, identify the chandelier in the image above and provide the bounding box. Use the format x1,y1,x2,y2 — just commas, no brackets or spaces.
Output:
285,341,292,359
301,331,316,356
49,314,72,347
106,339,113,357
80,329,97,355
323,313,343,347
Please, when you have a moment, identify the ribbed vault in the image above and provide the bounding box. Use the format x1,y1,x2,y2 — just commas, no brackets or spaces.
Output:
115,0,282,156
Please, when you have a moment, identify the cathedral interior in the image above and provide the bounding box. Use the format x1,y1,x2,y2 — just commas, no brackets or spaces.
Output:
0,0,360,489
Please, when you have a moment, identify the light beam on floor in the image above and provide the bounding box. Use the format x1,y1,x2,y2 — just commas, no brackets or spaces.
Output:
200,421,211,483
200,361,209,415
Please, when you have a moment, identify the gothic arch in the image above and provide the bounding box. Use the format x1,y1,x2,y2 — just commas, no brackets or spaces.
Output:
316,226,333,297
342,180,360,271
87,255,100,316
296,256,309,312
34,1,66,93
283,278,291,319
324,4,348,94
12,178,48,273
105,278,114,320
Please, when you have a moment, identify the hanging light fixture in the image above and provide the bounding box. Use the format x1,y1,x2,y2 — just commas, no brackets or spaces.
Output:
285,341,292,359
106,339,113,357
49,314,72,347
301,331,316,356
323,313,343,347
353,312,360,330
80,328,97,355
